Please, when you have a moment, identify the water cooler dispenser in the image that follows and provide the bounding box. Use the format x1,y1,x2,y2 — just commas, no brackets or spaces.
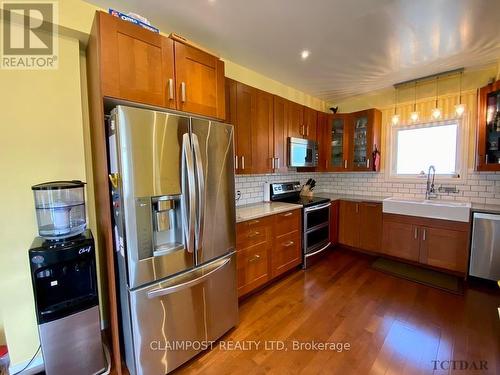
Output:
29,181,106,375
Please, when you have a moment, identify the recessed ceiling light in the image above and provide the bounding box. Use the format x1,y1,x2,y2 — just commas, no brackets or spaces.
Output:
300,50,310,60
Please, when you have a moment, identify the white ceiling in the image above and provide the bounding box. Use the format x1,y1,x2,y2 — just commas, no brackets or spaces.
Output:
86,0,500,103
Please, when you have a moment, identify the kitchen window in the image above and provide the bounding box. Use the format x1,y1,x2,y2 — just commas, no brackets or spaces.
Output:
390,119,465,180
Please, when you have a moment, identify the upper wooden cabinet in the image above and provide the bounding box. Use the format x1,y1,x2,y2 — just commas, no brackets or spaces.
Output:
288,102,305,139
318,109,381,172
97,11,225,119
273,96,290,172
476,80,500,171
303,106,318,140
234,80,256,174
174,42,225,119
253,90,274,174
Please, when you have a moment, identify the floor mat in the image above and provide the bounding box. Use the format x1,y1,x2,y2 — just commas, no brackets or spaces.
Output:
372,257,464,295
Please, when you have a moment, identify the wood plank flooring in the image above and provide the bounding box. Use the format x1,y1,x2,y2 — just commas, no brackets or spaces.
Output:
176,249,500,375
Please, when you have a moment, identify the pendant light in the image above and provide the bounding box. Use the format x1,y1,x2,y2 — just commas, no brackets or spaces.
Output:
391,87,400,125
455,71,466,117
410,81,419,123
431,77,442,120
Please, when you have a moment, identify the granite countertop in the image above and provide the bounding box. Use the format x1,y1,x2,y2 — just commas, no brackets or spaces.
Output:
471,203,500,215
236,202,302,223
314,193,389,203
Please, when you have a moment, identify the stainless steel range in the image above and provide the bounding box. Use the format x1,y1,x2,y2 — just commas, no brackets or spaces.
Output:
267,182,331,268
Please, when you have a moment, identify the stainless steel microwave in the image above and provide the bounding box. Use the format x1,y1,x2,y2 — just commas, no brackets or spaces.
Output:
288,137,318,167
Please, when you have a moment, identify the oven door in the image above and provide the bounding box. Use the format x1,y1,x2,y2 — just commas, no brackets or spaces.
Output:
303,202,331,255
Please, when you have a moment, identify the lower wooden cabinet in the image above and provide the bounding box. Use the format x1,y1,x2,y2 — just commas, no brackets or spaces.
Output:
382,221,420,261
382,213,470,274
236,209,302,297
338,200,382,253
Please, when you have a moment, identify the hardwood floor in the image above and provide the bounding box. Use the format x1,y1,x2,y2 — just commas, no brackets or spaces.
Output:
177,248,500,375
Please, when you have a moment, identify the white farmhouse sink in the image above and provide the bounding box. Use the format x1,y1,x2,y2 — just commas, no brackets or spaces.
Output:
383,197,471,222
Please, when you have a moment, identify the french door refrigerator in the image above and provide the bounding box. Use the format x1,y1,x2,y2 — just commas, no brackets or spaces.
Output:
108,105,238,375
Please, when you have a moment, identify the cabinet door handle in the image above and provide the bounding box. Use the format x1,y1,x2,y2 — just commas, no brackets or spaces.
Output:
366,159,370,169
355,203,359,213
167,78,174,100
486,154,489,164
272,157,275,169
276,157,280,169
235,155,238,169
422,229,426,241
283,240,295,247
181,82,186,102
344,160,348,169
247,231,260,238
249,254,261,263
414,227,418,240
241,155,245,170
282,212,293,217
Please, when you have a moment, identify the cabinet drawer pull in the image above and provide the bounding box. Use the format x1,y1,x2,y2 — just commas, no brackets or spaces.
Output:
168,78,174,100
282,212,293,217
181,81,186,102
248,254,261,263
247,231,260,238
248,219,260,225
283,241,295,247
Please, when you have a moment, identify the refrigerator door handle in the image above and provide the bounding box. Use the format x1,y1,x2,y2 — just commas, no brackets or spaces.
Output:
192,133,205,251
182,133,196,253
147,257,231,299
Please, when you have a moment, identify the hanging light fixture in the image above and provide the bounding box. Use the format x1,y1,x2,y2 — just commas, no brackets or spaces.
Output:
455,71,466,117
410,81,419,123
431,77,442,120
391,87,400,125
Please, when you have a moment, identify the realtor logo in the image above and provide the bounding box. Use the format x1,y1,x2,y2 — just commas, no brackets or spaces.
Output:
1,1,58,69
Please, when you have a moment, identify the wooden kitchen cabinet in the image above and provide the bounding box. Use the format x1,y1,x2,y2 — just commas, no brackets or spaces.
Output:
338,200,383,253
350,109,381,171
419,226,469,273
303,106,318,140
382,220,420,261
97,11,225,119
99,12,174,108
273,96,289,172
476,80,500,171
174,41,225,119
253,90,274,174
338,200,360,247
330,200,339,245
382,213,470,274
318,113,351,172
288,101,305,139
359,202,382,252
234,81,256,174
236,209,301,297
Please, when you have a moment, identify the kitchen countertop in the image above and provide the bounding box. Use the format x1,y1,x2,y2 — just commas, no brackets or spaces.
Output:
471,203,500,215
314,193,389,203
236,202,302,223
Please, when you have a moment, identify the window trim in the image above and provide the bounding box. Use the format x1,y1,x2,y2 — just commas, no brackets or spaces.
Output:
387,118,467,184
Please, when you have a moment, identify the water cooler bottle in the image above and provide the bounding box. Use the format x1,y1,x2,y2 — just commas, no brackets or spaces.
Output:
29,181,106,374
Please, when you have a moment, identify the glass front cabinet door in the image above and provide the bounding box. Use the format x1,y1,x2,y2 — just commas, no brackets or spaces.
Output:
477,80,500,171
350,109,381,171
328,114,350,171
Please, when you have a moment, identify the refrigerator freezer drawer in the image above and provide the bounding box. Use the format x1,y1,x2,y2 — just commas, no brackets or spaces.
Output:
470,212,500,281
127,253,238,375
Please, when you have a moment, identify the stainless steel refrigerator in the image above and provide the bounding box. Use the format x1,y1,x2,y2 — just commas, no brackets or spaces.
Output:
108,105,238,375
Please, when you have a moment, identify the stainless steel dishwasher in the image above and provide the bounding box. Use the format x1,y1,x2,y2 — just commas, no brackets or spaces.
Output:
470,212,500,281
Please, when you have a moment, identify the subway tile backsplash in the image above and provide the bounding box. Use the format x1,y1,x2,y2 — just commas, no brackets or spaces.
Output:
235,170,500,206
